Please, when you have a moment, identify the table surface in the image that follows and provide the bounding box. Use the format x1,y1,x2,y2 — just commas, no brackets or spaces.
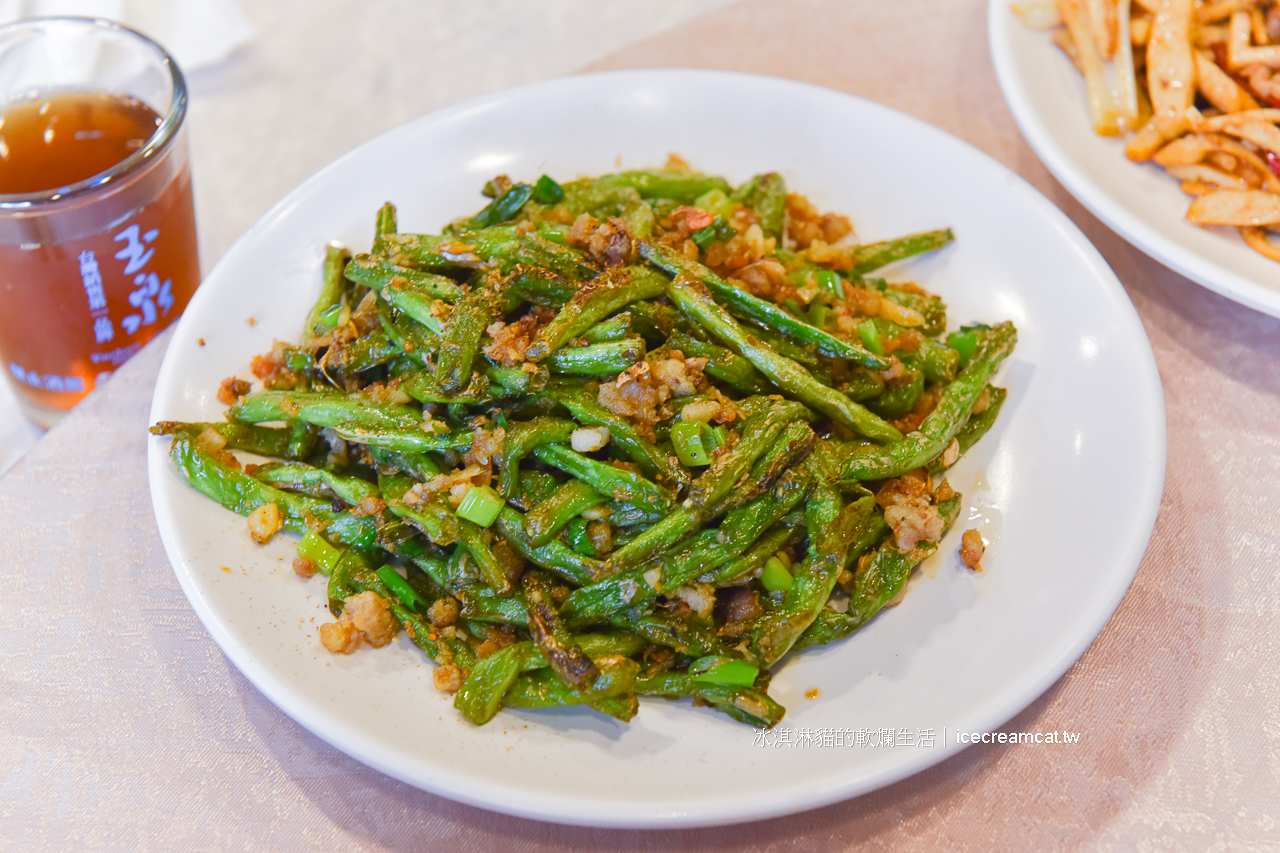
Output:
3,1,1280,850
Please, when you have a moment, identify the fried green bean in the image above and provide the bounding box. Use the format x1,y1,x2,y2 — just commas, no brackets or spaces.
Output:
503,656,640,717
453,630,646,724
494,417,576,499
751,490,876,666
845,229,955,277
526,266,668,359
523,479,608,547
563,468,810,626
841,322,1016,481
523,571,599,691
608,608,737,658
379,473,460,545
545,339,646,376
168,432,377,549
230,390,423,431
379,232,486,272
666,332,771,395
509,263,577,305
321,326,404,375
323,423,470,454
495,507,602,586
580,312,634,344
464,227,598,281
251,461,380,506
928,385,1007,475
437,272,502,393
602,405,804,572
344,254,465,302
591,169,731,201
641,242,890,369
303,244,352,345
636,672,785,728
149,420,319,461
537,381,687,490
730,172,786,241
662,270,903,443
533,443,674,515
702,515,804,585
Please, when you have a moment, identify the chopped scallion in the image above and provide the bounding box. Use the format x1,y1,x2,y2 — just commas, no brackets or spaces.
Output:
760,556,794,592
457,484,504,527
947,329,980,368
297,530,342,576
672,421,711,466
857,319,884,356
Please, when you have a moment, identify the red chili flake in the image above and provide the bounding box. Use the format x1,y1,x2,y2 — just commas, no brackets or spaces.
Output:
1265,151,1280,180
675,206,715,230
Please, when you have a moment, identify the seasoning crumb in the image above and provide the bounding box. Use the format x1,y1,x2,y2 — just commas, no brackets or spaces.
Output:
221,566,231,573
805,688,821,700
961,528,985,572
245,317,257,326
197,337,205,346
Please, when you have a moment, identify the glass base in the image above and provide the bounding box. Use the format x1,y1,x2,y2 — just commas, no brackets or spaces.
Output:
17,395,65,430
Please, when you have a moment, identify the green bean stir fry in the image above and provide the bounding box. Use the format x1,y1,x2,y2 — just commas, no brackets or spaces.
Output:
153,163,1016,729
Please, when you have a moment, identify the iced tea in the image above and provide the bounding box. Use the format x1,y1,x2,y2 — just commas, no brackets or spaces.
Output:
0,18,199,427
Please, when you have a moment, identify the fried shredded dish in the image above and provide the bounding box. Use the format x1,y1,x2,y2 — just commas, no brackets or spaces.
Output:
1015,0,1280,259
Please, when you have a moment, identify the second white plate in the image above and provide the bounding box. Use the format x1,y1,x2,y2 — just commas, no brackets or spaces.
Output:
148,69,1166,828
989,0,1280,318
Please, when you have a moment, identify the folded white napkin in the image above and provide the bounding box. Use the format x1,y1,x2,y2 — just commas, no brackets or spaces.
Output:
0,0,254,71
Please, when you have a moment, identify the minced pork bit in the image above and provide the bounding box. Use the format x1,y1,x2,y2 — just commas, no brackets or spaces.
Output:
597,352,710,436
217,376,251,405
343,591,397,647
482,314,539,366
319,592,397,654
875,469,945,555
961,528,986,572
318,612,362,654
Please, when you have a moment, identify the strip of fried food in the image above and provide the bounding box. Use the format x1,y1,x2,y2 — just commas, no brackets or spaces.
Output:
1012,0,1062,28
1194,50,1261,113
1198,0,1253,26
1156,131,1280,191
1199,107,1280,130
1187,188,1280,225
1148,0,1197,136
1127,113,1193,160
1086,0,1119,57
1213,120,1280,156
1240,225,1280,259
1115,0,1140,125
1228,8,1280,69
1059,0,1123,133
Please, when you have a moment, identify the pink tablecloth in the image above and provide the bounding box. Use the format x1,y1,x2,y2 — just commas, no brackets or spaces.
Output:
3,1,1279,849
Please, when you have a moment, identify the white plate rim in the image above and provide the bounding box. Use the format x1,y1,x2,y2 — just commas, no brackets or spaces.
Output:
147,67,1168,828
987,0,1280,319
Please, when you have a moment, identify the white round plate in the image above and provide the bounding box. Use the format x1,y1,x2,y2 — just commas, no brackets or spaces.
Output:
148,69,1166,828
989,0,1280,318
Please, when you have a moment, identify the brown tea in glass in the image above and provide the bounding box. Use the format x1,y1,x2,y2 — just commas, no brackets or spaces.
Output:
0,18,200,428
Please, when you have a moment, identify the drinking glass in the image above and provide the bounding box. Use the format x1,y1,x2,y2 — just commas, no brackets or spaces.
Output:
0,17,200,427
